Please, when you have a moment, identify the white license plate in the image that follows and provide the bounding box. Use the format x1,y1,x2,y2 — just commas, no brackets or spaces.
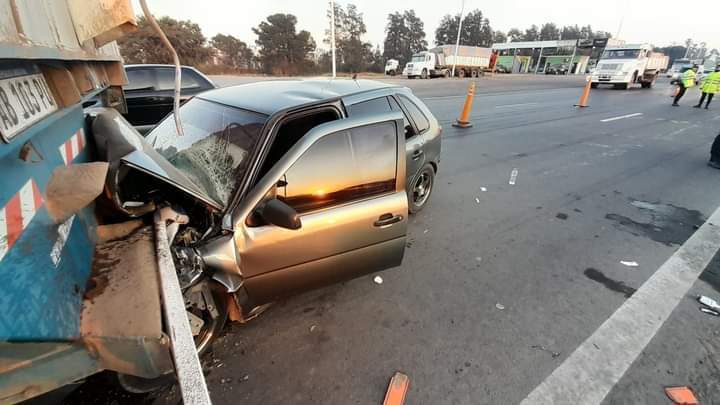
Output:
0,73,58,141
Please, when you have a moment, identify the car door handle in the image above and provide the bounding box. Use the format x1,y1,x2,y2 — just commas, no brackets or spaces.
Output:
412,150,424,160
374,213,403,227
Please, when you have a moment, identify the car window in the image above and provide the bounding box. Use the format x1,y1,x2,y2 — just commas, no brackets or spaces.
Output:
279,121,397,213
347,97,392,117
125,69,154,91
388,96,415,139
155,68,205,91
397,95,430,134
147,98,268,206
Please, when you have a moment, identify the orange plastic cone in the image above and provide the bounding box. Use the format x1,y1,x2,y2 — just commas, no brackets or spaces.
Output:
575,76,592,107
453,81,476,128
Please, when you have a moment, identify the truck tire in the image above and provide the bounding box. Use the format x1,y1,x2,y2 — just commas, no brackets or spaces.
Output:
614,83,628,90
389,70,396,76
444,70,451,78
421,68,428,79
471,70,479,78
591,82,599,89
458,69,466,78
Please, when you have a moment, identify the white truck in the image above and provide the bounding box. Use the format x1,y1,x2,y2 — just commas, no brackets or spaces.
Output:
405,45,492,79
591,44,668,89
385,59,400,76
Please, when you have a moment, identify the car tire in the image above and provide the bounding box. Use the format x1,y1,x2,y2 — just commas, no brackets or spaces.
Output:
591,83,599,89
421,69,428,79
409,163,435,214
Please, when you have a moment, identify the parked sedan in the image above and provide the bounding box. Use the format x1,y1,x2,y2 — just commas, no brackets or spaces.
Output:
123,64,216,133
545,64,569,75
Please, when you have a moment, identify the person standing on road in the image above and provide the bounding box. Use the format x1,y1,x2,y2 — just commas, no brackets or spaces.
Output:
672,65,698,106
694,66,720,109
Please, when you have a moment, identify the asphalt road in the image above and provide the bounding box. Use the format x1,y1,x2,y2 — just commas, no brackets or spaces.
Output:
67,75,720,404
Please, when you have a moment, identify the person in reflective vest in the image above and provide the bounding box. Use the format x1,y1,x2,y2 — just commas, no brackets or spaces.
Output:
672,65,697,106
694,66,720,109
709,132,720,169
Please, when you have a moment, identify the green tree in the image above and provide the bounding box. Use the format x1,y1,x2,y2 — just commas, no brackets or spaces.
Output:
493,30,507,44
326,3,374,72
560,25,581,40
522,25,540,41
539,23,560,40
118,16,212,66
382,9,427,67
253,14,316,75
210,34,253,68
434,9,493,46
507,28,523,42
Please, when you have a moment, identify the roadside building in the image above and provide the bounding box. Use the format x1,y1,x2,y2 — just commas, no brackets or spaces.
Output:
492,38,625,74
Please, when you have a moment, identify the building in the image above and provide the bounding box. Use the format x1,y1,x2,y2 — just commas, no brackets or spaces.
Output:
492,38,625,74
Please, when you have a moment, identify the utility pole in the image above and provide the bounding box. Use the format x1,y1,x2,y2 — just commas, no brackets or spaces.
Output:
330,0,337,78
615,16,624,39
451,0,465,78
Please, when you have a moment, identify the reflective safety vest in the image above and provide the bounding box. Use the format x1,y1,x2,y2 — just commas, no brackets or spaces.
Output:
701,71,720,94
682,69,697,87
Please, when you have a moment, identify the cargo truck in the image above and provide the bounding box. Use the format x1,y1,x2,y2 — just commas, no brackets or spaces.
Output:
591,44,668,89
405,45,493,79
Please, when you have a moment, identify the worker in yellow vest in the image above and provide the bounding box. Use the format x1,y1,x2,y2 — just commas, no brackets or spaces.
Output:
694,66,720,109
672,65,698,106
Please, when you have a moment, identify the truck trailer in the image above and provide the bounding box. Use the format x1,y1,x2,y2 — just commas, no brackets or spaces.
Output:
405,45,493,79
591,44,668,89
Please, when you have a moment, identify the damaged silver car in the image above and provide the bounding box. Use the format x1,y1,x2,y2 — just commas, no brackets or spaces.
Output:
91,79,442,357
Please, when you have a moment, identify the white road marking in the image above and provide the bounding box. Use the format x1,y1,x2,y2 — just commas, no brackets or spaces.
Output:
600,113,643,122
509,168,519,185
520,205,720,405
495,102,539,109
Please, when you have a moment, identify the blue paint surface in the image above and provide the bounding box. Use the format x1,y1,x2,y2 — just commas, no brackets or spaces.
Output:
0,105,96,341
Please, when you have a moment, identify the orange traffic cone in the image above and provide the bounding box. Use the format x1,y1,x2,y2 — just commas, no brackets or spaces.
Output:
575,77,592,107
453,82,476,128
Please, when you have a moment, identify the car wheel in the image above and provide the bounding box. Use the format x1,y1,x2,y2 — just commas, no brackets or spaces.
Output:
591,82,599,89
409,163,435,214
421,69,428,79
444,70,451,78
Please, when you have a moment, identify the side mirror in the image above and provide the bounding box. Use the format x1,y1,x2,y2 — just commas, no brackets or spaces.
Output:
259,199,301,230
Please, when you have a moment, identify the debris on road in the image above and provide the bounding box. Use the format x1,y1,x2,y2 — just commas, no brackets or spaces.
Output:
309,325,318,332
620,261,639,267
531,344,561,358
480,187,487,192
556,213,569,220
475,197,480,203
699,307,720,317
374,276,384,285
698,295,720,311
509,168,519,185
423,229,429,234
495,303,505,310
383,372,410,405
664,386,699,405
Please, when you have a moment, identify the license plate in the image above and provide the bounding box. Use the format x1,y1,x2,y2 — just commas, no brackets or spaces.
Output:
0,73,58,142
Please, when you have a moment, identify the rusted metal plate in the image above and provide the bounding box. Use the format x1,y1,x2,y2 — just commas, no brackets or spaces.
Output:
66,0,137,47
81,226,163,339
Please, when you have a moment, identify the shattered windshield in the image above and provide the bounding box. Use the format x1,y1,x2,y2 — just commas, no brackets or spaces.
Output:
146,98,267,207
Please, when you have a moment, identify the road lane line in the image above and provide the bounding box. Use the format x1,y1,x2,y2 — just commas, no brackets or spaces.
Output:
600,113,643,122
495,102,539,109
509,168,518,185
520,205,720,405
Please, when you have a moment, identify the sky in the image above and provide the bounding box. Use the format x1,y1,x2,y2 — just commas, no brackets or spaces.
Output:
131,0,719,51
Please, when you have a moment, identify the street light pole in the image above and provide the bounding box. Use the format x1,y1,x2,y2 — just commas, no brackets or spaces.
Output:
451,0,465,78
330,0,337,78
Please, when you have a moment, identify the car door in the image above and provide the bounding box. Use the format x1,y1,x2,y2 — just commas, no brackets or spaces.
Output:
232,112,408,305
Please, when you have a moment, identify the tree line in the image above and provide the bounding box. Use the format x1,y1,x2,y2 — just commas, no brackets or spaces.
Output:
118,5,694,76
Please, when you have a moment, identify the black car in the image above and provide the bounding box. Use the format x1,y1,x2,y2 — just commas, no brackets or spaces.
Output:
545,64,569,75
123,64,216,133
495,64,511,74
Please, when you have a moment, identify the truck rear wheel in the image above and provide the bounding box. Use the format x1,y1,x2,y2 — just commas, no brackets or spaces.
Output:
458,69,466,78
591,83,599,89
471,70,479,78
421,69,428,79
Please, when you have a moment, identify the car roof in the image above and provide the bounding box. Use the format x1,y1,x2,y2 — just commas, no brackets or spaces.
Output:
198,79,397,115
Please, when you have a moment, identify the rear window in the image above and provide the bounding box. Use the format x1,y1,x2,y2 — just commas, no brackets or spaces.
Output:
125,69,154,91
156,68,207,91
397,95,430,133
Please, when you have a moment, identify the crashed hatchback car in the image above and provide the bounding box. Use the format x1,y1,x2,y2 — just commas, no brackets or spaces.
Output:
93,79,441,353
